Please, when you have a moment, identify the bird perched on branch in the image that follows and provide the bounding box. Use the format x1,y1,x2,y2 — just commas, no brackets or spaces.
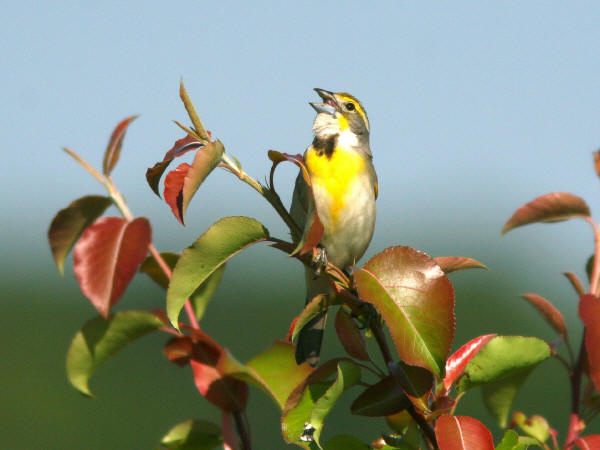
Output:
291,88,377,366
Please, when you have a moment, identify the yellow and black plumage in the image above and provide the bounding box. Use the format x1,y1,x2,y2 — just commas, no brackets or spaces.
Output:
291,88,377,366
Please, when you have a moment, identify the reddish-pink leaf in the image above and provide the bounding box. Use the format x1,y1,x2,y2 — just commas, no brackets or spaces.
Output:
594,151,600,180
189,329,248,413
574,435,600,449
522,293,568,338
434,257,487,274
431,396,456,418
298,208,324,256
163,336,194,367
268,150,324,255
564,272,585,297
435,415,494,450
162,141,224,225
335,307,370,361
73,217,152,317
502,192,590,234
102,115,138,175
146,135,204,197
164,163,190,224
579,294,600,392
354,246,455,376
443,334,496,391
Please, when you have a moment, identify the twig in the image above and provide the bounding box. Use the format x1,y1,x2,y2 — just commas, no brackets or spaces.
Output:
565,337,586,446
369,315,438,449
232,411,252,450
66,149,201,331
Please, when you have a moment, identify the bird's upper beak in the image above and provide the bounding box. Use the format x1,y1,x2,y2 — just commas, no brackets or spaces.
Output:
310,88,337,115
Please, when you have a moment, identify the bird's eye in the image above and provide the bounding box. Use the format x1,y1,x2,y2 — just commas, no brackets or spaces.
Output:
345,102,355,111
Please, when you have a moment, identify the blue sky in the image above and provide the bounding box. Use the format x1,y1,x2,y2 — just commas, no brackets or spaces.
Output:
3,2,600,306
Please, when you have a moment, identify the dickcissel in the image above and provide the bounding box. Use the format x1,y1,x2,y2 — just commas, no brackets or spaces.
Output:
291,88,377,366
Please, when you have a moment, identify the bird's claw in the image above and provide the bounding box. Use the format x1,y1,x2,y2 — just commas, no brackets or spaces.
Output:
311,246,328,277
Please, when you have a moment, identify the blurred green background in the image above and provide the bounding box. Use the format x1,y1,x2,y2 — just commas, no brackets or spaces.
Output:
3,1,600,449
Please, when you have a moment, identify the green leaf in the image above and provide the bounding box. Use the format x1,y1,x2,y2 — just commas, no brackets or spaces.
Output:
354,246,455,376
140,252,179,289
48,195,113,274
160,419,222,449
222,340,313,410
66,311,164,396
456,336,551,427
167,216,269,328
140,252,225,321
244,340,313,409
282,360,361,448
350,375,410,417
312,361,361,447
495,429,519,450
323,435,370,450
189,264,226,321
179,80,210,142
292,294,341,342
456,336,550,390
515,436,543,449
502,192,590,234
481,370,532,427
511,412,550,445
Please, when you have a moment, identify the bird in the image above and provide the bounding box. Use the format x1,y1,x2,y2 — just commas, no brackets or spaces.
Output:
290,88,377,366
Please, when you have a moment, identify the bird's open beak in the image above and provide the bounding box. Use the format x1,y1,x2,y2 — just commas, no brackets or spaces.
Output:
310,88,337,115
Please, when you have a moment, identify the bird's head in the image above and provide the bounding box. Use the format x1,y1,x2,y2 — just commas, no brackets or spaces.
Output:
310,88,370,138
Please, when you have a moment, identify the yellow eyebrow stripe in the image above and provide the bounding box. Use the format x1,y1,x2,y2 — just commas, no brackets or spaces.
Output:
337,93,369,131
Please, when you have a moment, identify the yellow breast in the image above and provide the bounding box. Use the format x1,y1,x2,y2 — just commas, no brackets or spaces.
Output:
305,145,366,224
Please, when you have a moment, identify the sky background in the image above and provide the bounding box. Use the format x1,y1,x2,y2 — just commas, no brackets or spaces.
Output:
3,2,600,448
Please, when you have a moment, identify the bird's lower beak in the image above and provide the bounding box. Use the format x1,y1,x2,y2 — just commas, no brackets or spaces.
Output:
310,88,337,115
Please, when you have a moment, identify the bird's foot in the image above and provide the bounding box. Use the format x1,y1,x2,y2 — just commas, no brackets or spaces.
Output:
311,246,328,277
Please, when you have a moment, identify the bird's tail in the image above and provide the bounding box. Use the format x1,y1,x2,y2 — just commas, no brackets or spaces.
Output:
295,269,332,366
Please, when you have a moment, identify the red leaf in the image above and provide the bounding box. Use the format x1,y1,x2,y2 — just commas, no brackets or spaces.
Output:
435,415,494,450
574,435,600,449
146,135,204,197
162,141,225,225
503,192,590,234
188,329,248,413
73,217,151,317
335,307,370,361
522,293,568,338
164,163,190,224
443,334,496,391
564,272,585,297
286,316,299,342
579,294,600,392
354,246,455,376
434,257,487,274
102,115,138,175
594,151,600,180
268,150,324,255
163,336,194,367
